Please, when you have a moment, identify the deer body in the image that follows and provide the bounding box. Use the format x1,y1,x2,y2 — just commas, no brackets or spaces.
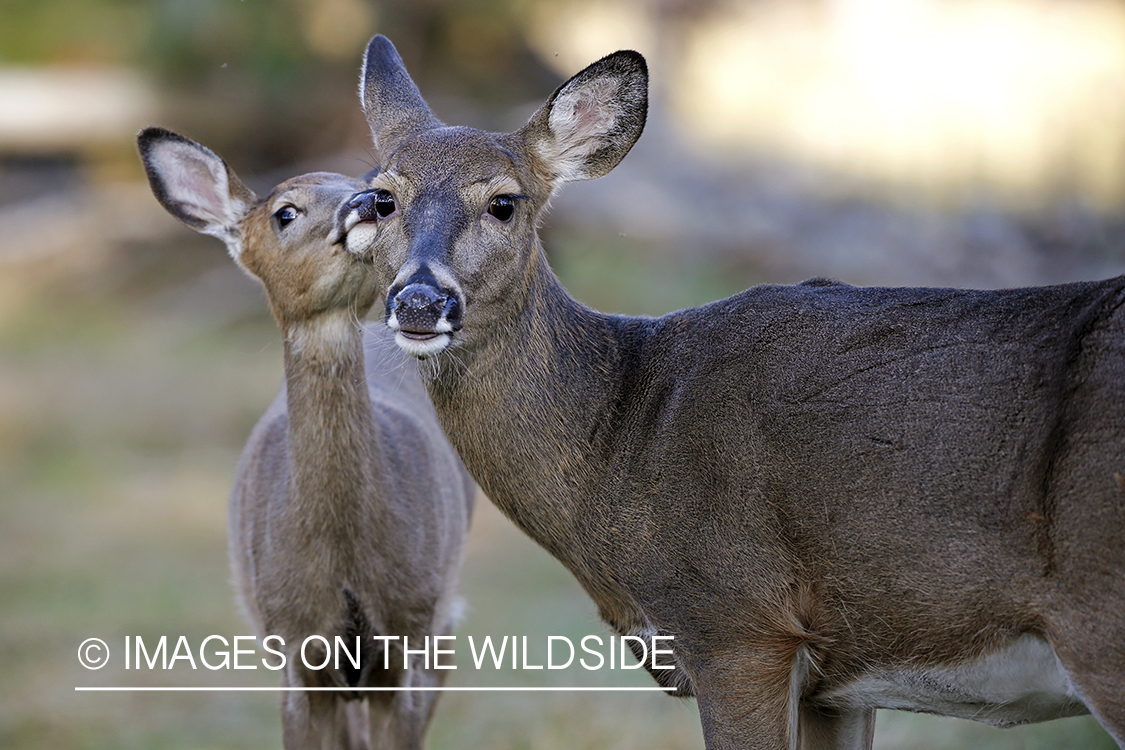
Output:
339,36,1125,750
425,258,1120,742
139,127,474,750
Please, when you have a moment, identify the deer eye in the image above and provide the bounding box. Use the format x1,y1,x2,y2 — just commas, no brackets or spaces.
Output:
487,195,517,223
274,205,299,229
373,190,397,219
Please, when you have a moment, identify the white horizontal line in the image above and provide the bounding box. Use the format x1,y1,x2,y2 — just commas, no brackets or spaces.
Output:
76,686,677,692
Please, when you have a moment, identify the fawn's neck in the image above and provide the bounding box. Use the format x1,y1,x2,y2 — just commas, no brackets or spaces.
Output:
281,313,382,534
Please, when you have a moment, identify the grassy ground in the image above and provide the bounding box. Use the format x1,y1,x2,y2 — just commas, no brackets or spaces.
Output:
0,212,1116,749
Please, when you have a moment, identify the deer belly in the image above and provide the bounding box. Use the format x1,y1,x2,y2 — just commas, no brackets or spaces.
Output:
815,634,1088,727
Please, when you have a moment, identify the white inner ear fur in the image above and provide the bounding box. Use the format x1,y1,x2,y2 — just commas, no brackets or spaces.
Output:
541,76,621,183
155,140,248,244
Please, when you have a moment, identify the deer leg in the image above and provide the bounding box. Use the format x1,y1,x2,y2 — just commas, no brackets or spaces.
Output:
342,699,371,750
696,685,790,750
365,666,443,750
691,650,794,750
367,693,428,750
798,706,875,750
280,669,343,750
1046,472,1125,746
1051,630,1125,747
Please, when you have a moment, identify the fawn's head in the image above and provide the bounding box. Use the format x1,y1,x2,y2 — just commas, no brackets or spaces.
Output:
138,127,376,329
338,36,648,359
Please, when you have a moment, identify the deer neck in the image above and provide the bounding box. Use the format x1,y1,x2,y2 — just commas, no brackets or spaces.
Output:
281,313,381,533
425,252,632,577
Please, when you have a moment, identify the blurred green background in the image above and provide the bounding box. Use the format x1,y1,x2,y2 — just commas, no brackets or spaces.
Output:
2,0,1124,748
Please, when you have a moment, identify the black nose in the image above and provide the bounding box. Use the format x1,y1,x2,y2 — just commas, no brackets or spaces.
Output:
392,283,461,333
346,190,380,220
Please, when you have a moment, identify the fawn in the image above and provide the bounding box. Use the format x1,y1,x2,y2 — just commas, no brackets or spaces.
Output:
140,126,475,750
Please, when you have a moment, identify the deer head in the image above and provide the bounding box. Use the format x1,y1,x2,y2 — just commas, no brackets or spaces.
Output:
139,127,377,330
337,35,647,360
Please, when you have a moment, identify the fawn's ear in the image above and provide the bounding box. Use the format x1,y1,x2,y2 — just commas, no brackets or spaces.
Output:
137,126,257,260
516,50,648,194
360,35,443,159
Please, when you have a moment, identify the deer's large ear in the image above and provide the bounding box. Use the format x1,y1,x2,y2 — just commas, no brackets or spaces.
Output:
516,50,648,193
360,35,443,158
137,126,257,260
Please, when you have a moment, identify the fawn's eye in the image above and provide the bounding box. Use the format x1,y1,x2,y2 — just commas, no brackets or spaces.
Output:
274,205,299,229
487,195,517,223
373,190,397,219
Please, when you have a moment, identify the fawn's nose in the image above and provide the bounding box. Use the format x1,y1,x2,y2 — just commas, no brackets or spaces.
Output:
347,190,377,216
332,190,380,247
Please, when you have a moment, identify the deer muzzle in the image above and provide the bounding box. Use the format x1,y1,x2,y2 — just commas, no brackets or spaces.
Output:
337,189,465,358
392,282,460,333
386,273,462,358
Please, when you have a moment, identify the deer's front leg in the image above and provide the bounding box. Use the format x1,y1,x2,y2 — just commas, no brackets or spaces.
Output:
693,648,794,750
798,705,875,750
280,668,343,750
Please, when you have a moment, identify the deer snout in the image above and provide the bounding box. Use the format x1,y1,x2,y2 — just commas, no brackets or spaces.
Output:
345,189,379,218
386,279,462,358
333,189,382,254
393,283,454,331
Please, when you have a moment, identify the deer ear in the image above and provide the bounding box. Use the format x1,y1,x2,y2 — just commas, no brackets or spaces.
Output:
360,35,443,158
137,126,257,259
518,50,648,191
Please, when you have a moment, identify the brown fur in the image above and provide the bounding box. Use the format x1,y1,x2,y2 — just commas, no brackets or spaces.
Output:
138,126,475,750
340,36,1124,750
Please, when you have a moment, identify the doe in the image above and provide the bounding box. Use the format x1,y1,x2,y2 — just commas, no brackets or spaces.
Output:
337,36,1125,750
139,126,474,750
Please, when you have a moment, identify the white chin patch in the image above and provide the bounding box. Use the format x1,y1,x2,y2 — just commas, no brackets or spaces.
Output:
345,221,379,256
394,331,452,359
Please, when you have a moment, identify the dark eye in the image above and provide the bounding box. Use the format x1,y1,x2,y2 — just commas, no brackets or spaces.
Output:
274,205,299,229
374,190,396,219
487,195,517,223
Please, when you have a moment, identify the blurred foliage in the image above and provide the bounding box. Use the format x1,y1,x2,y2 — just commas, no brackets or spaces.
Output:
0,0,560,170
0,0,144,65
0,0,547,91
